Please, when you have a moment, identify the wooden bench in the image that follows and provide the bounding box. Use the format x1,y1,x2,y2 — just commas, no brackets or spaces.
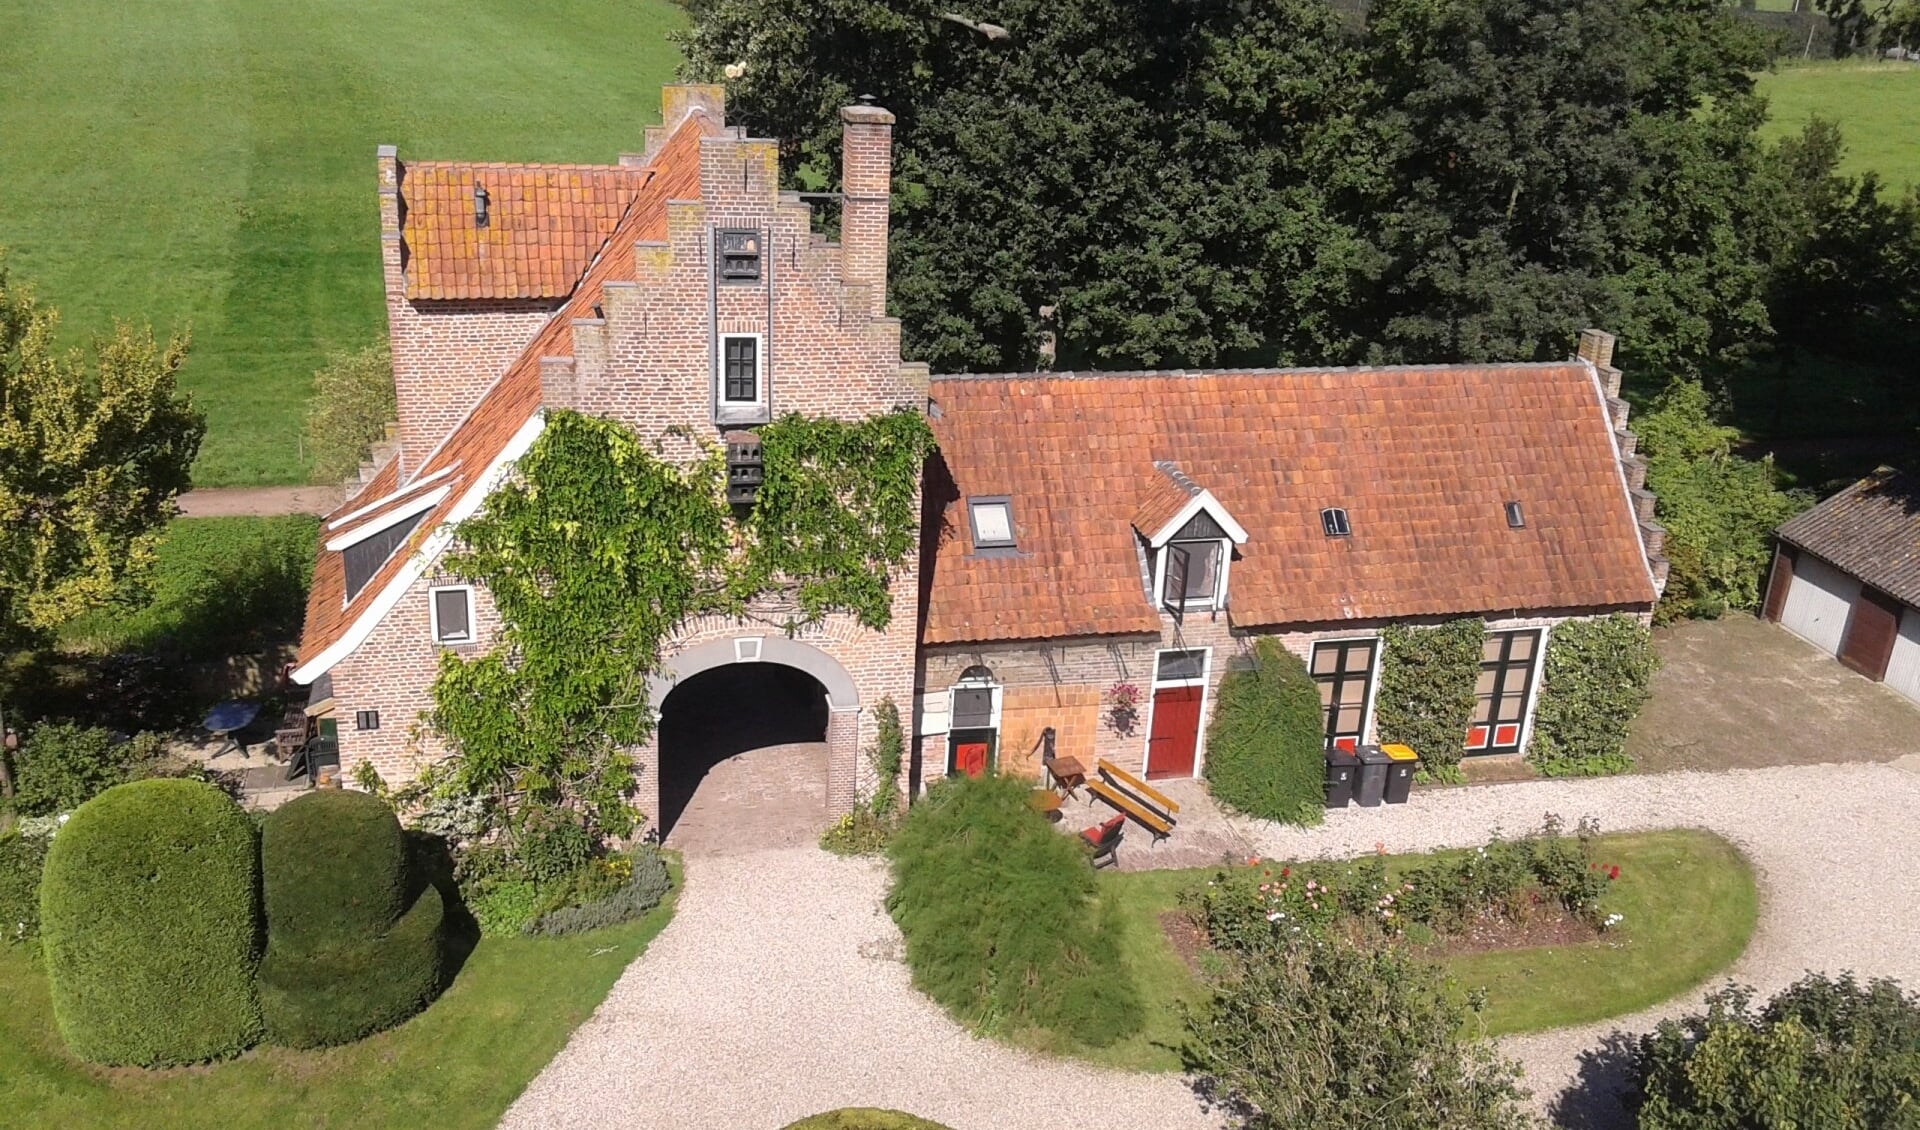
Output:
1096,759,1180,822
1087,778,1174,842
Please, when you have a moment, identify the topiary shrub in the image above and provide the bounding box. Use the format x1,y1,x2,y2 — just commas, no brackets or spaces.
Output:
256,789,446,1048
38,779,262,1065
1629,973,1920,1129
782,1111,956,1129
1376,619,1484,782
1186,931,1535,1130
1203,638,1326,824
886,772,1143,1049
1527,615,1658,777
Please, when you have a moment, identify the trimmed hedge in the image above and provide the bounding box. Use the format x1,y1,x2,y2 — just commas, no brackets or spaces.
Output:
38,779,262,1065
1202,638,1325,824
256,884,446,1048
257,789,446,1048
886,773,1142,1048
1,830,50,944
261,788,408,950
782,1112,955,1129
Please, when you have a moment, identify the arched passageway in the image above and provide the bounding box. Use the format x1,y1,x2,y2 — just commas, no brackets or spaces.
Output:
654,661,831,854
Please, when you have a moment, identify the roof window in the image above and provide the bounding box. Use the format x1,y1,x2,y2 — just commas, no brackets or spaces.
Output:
968,497,1015,549
1320,507,1351,538
473,184,490,229
1505,500,1526,529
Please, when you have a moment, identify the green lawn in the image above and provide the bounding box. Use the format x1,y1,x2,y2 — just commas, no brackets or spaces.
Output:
1757,61,1920,190
58,516,320,660
1075,829,1757,1073
0,867,679,1129
0,0,685,487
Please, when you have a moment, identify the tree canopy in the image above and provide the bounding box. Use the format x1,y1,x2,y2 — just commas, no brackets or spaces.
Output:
0,261,203,647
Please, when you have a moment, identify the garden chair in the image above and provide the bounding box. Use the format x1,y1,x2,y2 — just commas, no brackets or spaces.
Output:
1081,815,1125,869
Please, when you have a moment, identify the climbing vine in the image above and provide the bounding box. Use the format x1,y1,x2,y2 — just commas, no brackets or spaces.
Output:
1376,619,1485,782
1527,616,1658,778
428,407,933,837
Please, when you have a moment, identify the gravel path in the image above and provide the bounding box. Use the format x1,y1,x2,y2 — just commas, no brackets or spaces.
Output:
502,759,1920,1130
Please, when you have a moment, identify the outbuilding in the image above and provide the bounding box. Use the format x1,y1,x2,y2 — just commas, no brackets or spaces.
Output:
1764,467,1920,706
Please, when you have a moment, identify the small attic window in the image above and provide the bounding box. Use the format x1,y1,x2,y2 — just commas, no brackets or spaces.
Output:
719,229,761,282
1320,507,1351,538
1505,500,1526,529
968,497,1015,549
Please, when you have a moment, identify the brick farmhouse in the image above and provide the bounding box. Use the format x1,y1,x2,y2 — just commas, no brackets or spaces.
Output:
292,84,1666,823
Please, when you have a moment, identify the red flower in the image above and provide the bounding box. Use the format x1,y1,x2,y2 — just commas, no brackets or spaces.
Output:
1607,865,1621,881
1281,867,1291,879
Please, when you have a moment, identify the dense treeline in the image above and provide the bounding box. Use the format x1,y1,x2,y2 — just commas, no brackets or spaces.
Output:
680,0,1916,485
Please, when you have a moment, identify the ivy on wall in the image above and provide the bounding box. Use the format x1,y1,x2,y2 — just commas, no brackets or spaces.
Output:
1376,619,1485,782
428,407,933,837
1527,615,1658,778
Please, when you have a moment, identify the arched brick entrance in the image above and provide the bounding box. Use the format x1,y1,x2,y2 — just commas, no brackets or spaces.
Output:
639,637,860,853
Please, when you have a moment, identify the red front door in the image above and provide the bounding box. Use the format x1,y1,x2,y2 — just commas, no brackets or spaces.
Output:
1145,685,1202,779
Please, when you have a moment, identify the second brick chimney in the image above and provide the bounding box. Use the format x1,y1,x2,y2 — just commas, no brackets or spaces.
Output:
840,101,895,318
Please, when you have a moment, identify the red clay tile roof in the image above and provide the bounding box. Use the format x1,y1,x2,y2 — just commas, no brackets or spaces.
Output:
1777,467,1920,607
922,365,1657,645
401,162,650,301
1130,461,1202,539
297,115,718,674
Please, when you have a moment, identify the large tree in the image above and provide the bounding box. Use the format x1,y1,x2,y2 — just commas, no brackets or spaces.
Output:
681,0,1381,372
0,262,204,792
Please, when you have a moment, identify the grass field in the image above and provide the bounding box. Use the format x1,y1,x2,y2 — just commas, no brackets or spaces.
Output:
0,864,679,1129
1757,61,1920,190
0,0,685,487
1063,829,1756,1073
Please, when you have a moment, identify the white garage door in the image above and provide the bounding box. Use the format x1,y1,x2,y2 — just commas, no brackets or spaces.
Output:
1886,609,1920,707
1778,553,1861,656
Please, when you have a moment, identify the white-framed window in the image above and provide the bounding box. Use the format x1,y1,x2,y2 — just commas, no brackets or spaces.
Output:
1160,540,1225,609
948,665,1001,777
429,585,475,645
718,333,764,405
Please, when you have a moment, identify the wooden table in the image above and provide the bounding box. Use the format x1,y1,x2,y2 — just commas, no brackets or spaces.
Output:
1047,755,1087,798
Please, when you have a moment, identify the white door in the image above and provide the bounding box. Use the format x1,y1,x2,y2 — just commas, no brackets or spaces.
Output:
1886,609,1920,707
1778,554,1861,656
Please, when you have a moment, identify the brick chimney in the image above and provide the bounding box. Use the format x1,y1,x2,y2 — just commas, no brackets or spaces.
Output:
840,100,895,318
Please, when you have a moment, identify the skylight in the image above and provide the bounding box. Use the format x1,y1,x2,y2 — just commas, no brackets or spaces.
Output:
1506,500,1526,528
968,497,1015,549
1320,507,1351,538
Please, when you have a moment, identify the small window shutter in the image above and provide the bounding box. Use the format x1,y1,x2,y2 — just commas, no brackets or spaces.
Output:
951,687,994,729
435,589,471,641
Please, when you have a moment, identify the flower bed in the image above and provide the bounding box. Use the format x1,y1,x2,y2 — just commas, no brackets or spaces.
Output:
1184,816,1622,957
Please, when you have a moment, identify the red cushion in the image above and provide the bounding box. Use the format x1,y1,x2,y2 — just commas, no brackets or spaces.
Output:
1081,815,1125,844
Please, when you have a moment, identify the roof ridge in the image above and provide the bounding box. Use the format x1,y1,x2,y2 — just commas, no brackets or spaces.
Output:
929,361,1582,382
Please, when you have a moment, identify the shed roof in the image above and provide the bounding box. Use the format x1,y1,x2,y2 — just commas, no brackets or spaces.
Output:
1777,467,1920,607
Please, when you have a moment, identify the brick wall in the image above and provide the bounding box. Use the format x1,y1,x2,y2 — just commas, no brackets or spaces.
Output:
913,605,1646,790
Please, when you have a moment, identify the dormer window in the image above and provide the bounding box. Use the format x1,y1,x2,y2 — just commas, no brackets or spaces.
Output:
1321,507,1351,538
1162,539,1223,608
719,229,761,282
968,497,1015,550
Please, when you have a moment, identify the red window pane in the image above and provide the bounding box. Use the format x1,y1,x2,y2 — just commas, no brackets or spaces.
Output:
1466,725,1490,749
1493,723,1521,747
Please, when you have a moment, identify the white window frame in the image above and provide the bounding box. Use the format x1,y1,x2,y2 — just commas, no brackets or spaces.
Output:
717,332,766,407
1154,539,1231,612
1309,635,1383,750
1467,626,1547,755
1138,646,1213,779
967,496,1016,550
947,670,1003,776
428,585,476,646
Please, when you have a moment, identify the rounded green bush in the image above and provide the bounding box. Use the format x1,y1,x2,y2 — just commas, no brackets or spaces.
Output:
1203,638,1327,824
261,789,407,951
886,773,1142,1048
782,1110,955,1129
257,883,446,1048
38,778,262,1066
257,788,445,1047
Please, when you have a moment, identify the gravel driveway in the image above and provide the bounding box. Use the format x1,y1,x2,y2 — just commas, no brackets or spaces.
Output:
502,759,1920,1130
